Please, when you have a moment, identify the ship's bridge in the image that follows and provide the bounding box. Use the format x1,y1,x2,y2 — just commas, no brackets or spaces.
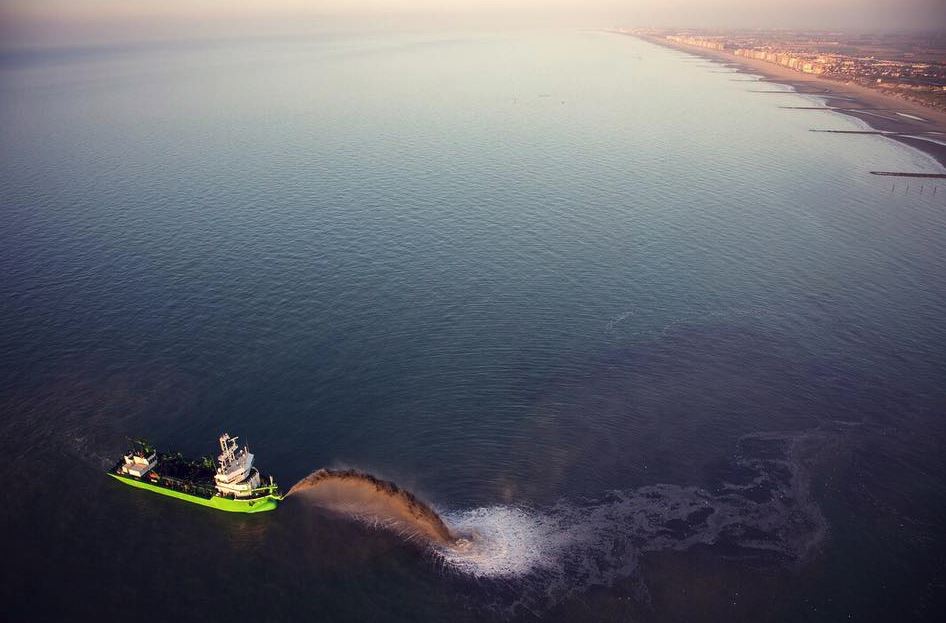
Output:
214,433,261,497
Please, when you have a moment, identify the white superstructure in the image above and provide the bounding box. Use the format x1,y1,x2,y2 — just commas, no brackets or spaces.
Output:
120,448,157,478
214,433,261,497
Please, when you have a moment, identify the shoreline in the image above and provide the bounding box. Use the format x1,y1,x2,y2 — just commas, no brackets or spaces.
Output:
625,33,946,172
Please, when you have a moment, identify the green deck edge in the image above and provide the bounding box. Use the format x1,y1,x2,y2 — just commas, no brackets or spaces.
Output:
109,473,281,513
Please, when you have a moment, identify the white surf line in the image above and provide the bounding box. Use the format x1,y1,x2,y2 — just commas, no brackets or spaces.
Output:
854,109,901,121
896,112,928,122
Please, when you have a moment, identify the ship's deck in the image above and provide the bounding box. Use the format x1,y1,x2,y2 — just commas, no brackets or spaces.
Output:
111,452,279,501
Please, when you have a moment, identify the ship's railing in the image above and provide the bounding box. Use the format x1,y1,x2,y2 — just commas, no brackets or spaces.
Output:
243,477,282,498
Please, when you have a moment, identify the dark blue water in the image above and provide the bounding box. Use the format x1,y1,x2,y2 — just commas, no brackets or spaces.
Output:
1,30,945,621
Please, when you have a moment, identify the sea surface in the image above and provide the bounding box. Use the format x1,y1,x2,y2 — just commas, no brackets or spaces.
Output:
1,30,945,622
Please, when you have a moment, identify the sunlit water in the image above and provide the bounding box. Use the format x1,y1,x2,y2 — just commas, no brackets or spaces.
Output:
1,30,945,621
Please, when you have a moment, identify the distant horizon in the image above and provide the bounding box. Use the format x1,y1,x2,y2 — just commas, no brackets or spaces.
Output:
1,0,944,47
2,24,945,53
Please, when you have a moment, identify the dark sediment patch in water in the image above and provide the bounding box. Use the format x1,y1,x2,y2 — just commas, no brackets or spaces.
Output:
287,468,458,546
436,428,839,618
0,355,202,476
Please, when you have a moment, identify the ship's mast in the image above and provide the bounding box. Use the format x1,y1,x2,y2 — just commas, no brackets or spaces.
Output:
218,433,238,469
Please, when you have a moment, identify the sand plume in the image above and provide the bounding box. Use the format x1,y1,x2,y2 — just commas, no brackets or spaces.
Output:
287,468,458,546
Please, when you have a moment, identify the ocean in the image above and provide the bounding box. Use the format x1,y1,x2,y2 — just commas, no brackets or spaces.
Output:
1,30,945,621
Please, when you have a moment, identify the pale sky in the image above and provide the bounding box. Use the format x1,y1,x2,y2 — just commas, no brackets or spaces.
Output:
2,1,944,46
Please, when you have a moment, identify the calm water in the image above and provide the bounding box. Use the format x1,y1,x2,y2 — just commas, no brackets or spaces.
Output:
2,30,945,621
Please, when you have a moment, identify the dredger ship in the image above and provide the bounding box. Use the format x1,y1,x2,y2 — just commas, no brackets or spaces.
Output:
109,433,282,513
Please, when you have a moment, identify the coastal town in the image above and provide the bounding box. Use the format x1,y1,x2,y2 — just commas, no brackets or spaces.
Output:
622,29,946,112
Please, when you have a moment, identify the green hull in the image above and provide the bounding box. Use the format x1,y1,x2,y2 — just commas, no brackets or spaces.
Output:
109,473,281,513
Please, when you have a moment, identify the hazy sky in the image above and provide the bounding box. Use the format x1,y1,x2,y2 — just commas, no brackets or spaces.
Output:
2,1,944,46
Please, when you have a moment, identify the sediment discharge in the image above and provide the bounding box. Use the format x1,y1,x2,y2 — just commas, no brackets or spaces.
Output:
287,468,458,546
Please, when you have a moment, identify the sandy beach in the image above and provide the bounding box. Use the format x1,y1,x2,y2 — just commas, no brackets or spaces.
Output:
630,33,946,173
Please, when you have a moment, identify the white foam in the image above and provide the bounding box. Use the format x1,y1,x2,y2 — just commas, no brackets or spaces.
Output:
436,506,584,577
434,430,831,595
